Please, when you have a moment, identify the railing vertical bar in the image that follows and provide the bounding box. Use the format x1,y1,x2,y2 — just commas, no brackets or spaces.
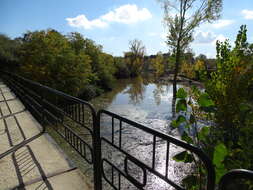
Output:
83,144,87,158
70,102,72,117
112,117,114,145
118,172,121,189
152,135,156,170
74,104,78,121
75,136,77,149
111,166,114,187
82,104,84,124
94,112,102,190
71,104,74,120
165,140,170,178
78,104,81,123
119,120,122,149
80,140,83,155
70,132,73,145
77,137,79,151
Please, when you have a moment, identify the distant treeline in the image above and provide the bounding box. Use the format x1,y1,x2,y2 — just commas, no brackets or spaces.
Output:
0,29,215,99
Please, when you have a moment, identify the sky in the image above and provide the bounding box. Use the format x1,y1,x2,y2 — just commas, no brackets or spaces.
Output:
1,0,253,58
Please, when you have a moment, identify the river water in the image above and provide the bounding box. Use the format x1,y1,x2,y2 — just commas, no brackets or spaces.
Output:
89,76,195,190
92,76,178,132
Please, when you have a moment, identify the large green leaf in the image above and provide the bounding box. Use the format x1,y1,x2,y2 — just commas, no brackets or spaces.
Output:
176,99,187,112
213,143,228,184
173,151,187,162
177,88,187,99
173,151,194,163
197,93,214,108
199,127,210,141
213,143,228,165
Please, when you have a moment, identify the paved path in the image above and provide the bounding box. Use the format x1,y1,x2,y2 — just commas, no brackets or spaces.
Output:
0,81,91,190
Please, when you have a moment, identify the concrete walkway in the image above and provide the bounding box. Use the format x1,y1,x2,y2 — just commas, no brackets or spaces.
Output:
0,81,91,190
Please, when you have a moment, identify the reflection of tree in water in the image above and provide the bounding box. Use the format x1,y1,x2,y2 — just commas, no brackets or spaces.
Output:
90,79,130,110
153,83,169,106
124,76,146,105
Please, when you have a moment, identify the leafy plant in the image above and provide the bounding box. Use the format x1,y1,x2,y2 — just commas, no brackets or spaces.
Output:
171,25,253,189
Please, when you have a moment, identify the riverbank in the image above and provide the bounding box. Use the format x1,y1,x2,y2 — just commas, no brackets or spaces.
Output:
156,74,204,88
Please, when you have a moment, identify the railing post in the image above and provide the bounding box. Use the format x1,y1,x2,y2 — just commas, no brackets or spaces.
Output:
93,111,102,190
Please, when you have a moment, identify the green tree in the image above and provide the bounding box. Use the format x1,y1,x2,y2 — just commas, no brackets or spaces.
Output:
205,26,253,169
124,39,146,77
19,30,92,96
114,56,130,78
0,34,20,71
68,32,116,89
172,25,253,189
152,52,165,77
159,0,223,94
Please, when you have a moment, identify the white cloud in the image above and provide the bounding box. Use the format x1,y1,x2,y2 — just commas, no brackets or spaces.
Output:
194,30,226,45
101,4,152,24
211,19,234,29
242,9,253,20
66,4,152,30
66,15,107,29
194,31,216,44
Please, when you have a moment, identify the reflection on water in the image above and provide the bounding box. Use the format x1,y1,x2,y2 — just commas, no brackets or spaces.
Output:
91,76,196,189
124,76,146,105
91,76,183,133
91,76,198,189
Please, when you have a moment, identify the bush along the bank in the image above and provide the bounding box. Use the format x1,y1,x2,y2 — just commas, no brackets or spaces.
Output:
171,25,253,189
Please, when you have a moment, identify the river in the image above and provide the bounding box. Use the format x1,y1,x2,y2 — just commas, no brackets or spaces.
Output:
91,76,180,132
89,76,195,190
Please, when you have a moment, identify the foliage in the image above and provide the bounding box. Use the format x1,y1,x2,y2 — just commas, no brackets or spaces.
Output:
114,57,130,78
124,39,146,77
0,34,20,71
172,87,228,189
180,60,195,78
194,60,206,80
19,30,92,96
204,25,253,170
159,0,223,84
172,25,253,189
4,29,119,98
68,32,116,90
151,52,165,77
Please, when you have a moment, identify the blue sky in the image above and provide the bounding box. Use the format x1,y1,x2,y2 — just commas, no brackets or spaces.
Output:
1,0,253,57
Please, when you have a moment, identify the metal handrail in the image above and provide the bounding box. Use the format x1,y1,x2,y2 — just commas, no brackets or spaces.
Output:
98,109,216,190
2,71,253,190
0,71,101,190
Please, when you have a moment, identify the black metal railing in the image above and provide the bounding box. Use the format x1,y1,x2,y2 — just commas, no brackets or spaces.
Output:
1,71,252,190
0,72,99,189
98,110,215,190
219,169,253,190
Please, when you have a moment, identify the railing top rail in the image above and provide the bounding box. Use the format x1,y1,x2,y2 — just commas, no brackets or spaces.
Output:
3,71,96,116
